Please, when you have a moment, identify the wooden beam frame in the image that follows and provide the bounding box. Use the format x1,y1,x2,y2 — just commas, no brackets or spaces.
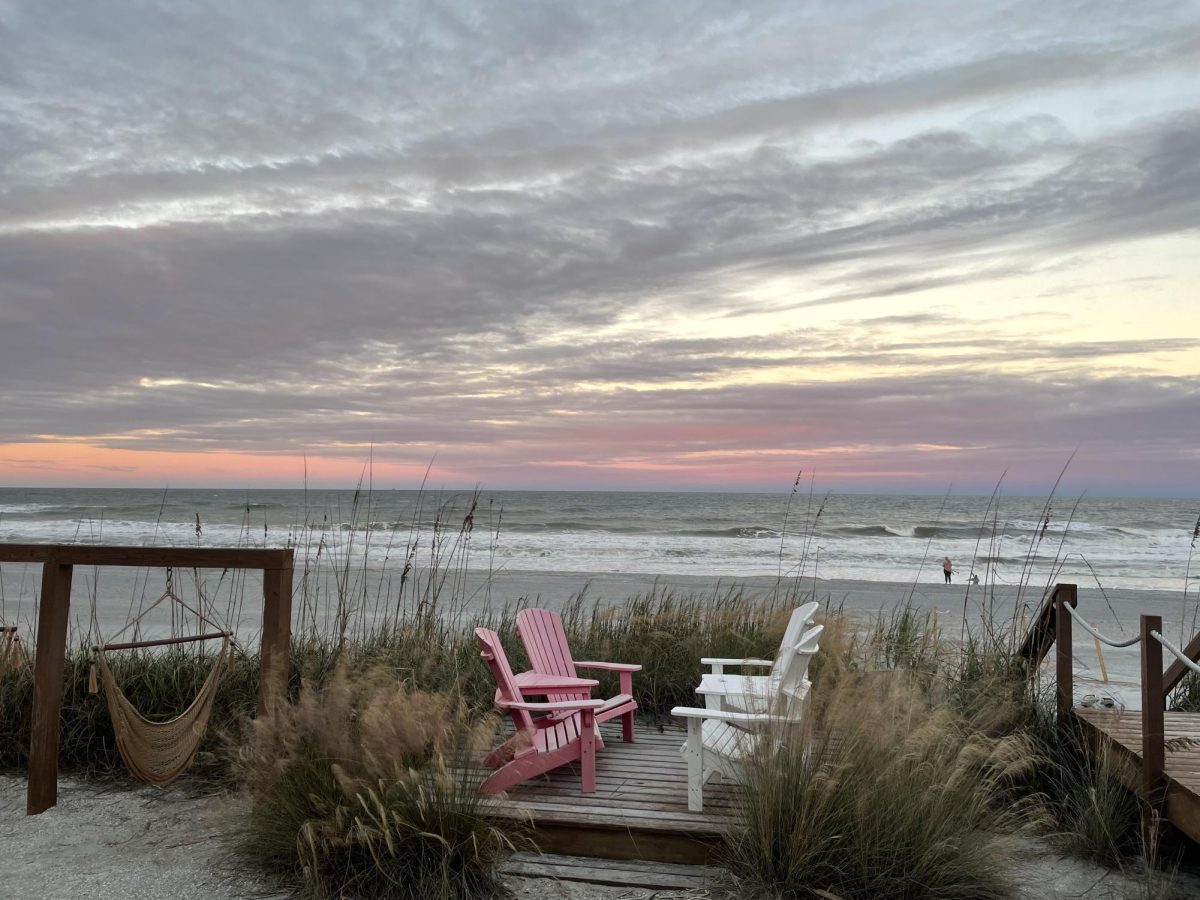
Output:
0,543,293,814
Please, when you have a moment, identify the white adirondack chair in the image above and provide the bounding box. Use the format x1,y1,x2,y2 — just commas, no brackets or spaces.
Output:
696,601,819,714
673,623,822,812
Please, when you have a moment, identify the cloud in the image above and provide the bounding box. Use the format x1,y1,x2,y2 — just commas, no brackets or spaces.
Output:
0,1,1198,490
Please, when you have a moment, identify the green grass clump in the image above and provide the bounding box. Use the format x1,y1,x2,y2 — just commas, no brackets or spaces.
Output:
1169,671,1200,713
724,673,1036,900
233,666,514,900
1018,706,1141,867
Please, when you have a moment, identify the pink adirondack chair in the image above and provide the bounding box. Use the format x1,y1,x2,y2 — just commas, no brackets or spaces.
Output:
517,607,641,743
475,627,606,794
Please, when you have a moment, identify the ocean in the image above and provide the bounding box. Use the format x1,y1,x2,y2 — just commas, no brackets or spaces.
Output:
1,486,1196,592
3,486,1197,701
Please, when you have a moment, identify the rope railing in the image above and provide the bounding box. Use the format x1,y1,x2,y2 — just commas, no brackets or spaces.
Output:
1063,603,1142,648
1151,630,1200,677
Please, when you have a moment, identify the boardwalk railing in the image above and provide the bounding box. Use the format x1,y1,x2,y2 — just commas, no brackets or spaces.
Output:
1022,583,1200,844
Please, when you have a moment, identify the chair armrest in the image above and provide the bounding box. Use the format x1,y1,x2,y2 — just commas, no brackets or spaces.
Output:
701,657,772,675
513,671,600,693
700,658,773,667
499,698,605,712
669,705,772,725
574,661,643,673
695,676,769,696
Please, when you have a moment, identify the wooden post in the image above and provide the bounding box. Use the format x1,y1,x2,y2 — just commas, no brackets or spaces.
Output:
1055,585,1076,729
259,565,294,716
27,560,74,815
1141,613,1166,853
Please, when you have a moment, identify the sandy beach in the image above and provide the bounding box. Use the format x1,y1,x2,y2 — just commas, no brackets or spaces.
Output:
4,773,1197,900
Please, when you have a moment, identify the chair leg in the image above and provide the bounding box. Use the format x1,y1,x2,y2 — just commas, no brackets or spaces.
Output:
622,709,635,743
580,710,597,793
685,717,704,812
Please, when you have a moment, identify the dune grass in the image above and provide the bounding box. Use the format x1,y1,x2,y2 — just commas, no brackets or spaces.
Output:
0,587,787,777
0,587,1180,898
717,599,1156,899
725,673,1038,900
232,666,513,900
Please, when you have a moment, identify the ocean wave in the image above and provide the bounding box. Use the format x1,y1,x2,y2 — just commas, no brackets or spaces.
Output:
681,526,780,539
512,521,650,534
912,524,997,539
829,525,905,537
0,503,71,516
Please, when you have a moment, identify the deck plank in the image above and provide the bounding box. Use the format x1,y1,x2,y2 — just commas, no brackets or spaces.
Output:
482,721,737,862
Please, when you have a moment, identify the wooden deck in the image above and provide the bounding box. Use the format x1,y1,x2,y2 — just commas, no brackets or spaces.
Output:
1074,707,1200,844
485,722,737,864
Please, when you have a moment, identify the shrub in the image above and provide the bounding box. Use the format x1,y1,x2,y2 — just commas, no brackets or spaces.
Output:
1019,705,1141,867
724,672,1037,900
232,666,515,900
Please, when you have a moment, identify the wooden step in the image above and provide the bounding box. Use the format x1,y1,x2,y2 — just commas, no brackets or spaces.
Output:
502,851,726,891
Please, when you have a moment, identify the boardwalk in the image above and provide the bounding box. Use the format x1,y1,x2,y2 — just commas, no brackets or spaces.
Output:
486,722,737,864
1074,707,1200,843
1021,582,1200,846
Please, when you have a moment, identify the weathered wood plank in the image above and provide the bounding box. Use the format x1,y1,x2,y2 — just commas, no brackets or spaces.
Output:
491,800,734,831
502,852,724,890
509,822,721,865
0,543,293,568
505,852,725,879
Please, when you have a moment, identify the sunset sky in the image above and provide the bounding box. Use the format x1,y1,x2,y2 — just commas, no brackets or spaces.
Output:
1,2,1198,494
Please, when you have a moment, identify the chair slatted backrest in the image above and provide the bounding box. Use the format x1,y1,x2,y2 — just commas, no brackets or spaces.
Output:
516,608,589,705
475,627,535,733
768,601,820,688
772,624,824,716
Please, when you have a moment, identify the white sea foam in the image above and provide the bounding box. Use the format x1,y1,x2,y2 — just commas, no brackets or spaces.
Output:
0,488,1195,593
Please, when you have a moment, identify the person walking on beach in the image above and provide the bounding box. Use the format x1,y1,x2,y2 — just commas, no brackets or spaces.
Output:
942,556,953,584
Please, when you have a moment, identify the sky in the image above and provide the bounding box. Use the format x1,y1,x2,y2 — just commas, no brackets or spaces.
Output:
1,1,1198,495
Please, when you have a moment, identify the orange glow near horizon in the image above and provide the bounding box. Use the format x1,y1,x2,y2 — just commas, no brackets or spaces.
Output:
0,440,938,490
4,440,1191,496
0,443,456,488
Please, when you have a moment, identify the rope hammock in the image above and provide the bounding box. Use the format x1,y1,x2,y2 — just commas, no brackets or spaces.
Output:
95,635,230,786
90,570,233,786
